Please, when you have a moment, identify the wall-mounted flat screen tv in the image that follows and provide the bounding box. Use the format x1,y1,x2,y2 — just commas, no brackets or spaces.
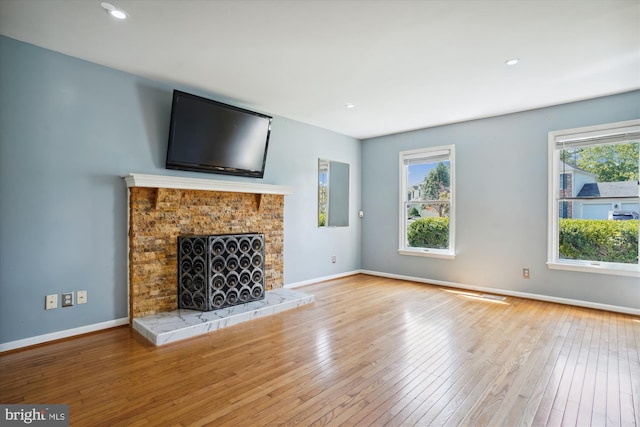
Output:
165,90,272,178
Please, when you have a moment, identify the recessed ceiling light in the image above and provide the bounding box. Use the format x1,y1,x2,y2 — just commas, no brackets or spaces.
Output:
100,2,128,20
109,9,128,19
505,58,519,66
345,103,355,109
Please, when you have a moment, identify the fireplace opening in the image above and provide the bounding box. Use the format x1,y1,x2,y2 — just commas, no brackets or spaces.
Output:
178,233,265,311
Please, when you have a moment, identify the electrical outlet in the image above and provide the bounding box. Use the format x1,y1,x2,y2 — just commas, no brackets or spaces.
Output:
523,268,530,279
332,255,336,263
45,294,58,310
77,290,87,304
62,292,74,307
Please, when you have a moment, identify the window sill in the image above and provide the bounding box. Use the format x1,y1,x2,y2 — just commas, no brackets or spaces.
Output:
547,261,640,277
398,249,455,260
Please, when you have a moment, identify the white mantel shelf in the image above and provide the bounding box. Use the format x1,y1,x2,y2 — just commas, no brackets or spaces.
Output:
123,173,294,195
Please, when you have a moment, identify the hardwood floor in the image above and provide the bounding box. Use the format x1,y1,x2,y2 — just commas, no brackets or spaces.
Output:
1,274,639,426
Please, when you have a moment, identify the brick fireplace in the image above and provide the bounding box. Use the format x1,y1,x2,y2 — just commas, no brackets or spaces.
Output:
124,174,293,321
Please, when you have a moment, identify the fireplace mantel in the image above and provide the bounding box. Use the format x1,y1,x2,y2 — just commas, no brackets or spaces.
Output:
123,173,294,195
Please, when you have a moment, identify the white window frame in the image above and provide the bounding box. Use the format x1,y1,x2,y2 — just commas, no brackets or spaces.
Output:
399,145,456,259
547,119,640,277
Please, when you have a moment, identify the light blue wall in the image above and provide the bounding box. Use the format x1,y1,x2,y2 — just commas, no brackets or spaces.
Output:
0,36,361,345
361,91,640,310
1,34,637,347
271,119,361,283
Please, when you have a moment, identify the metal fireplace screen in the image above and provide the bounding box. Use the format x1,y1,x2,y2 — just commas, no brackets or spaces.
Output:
178,233,265,311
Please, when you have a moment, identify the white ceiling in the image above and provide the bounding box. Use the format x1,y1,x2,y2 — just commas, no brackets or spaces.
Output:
1,0,638,139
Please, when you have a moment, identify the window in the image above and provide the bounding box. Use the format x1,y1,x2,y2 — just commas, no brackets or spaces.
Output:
548,120,640,276
399,145,455,258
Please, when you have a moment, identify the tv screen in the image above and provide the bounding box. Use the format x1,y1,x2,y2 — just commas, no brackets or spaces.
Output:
165,90,272,178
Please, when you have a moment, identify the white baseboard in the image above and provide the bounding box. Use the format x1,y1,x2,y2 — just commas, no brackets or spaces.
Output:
361,269,640,316
284,270,362,289
0,318,129,353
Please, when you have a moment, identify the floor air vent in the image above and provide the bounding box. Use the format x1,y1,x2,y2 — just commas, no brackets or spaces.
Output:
479,294,507,301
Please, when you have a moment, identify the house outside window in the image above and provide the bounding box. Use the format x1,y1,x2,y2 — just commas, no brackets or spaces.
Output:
557,163,596,219
560,173,568,190
559,201,569,219
399,145,455,259
548,120,640,276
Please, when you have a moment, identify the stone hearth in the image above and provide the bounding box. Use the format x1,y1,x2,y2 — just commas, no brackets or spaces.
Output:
133,288,314,345
124,174,312,345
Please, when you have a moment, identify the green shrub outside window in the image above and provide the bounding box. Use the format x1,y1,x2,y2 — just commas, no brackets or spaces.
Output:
559,219,639,264
407,217,449,249
408,217,638,263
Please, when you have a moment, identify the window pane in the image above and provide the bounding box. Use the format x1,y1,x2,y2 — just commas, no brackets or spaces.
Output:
404,158,451,250
556,140,639,265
